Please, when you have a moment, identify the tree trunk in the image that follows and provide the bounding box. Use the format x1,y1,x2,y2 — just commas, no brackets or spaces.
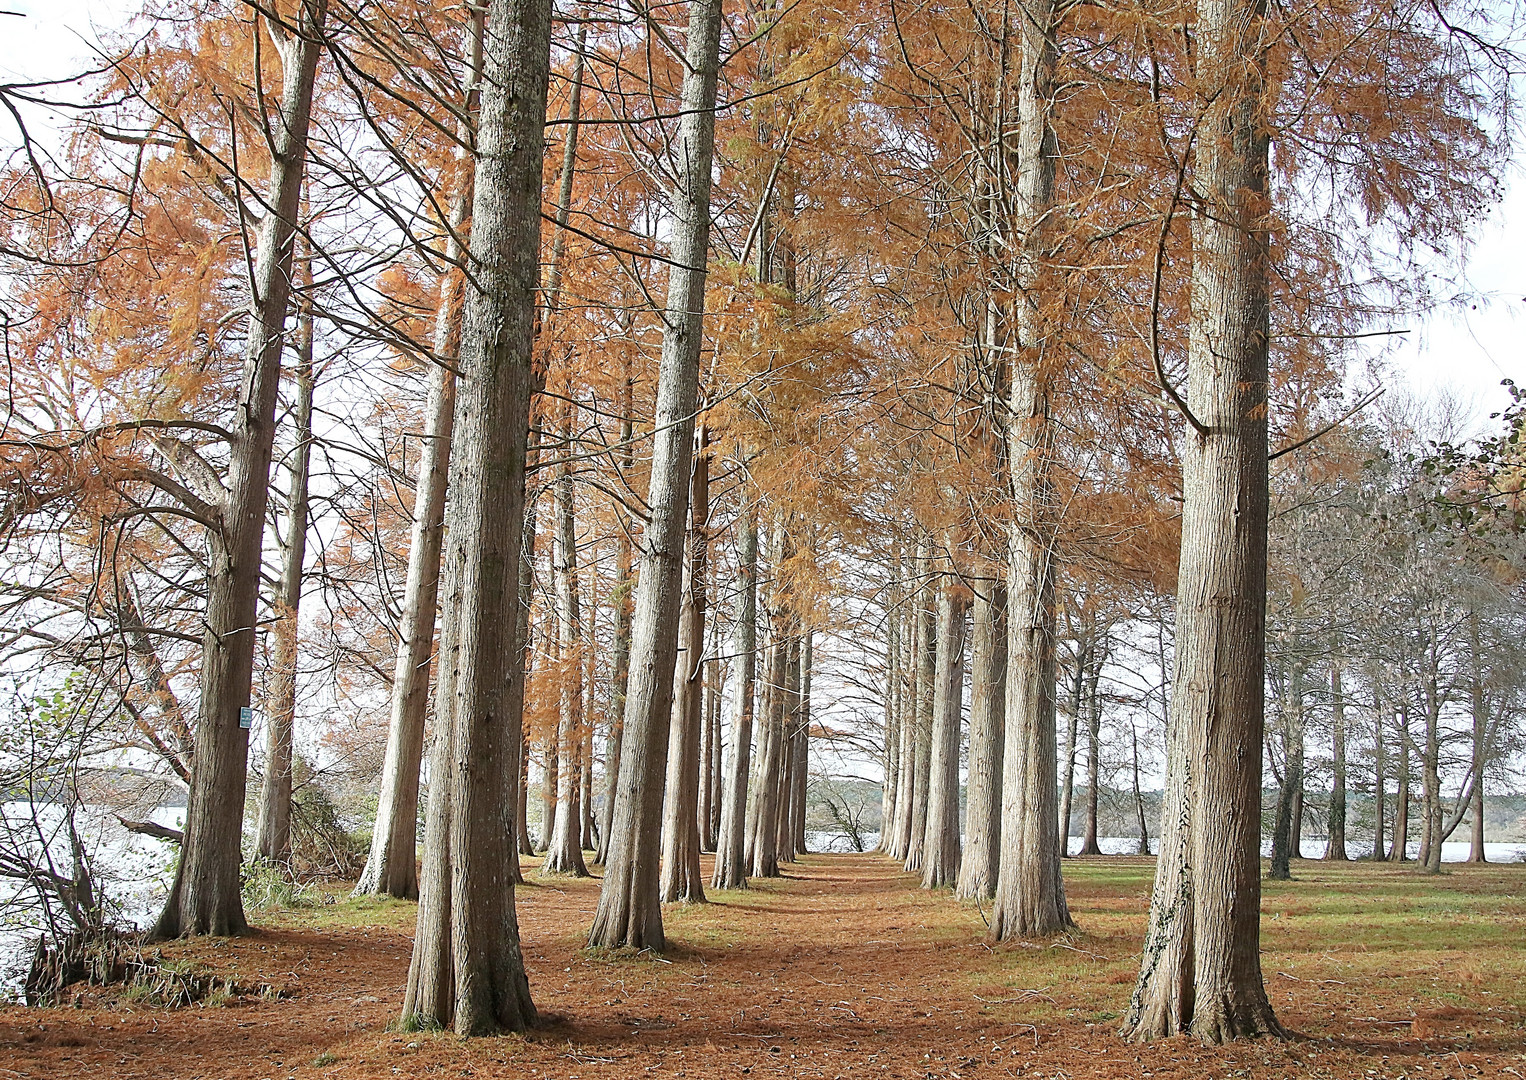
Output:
597,359,636,865
794,631,811,855
713,489,758,889
1371,685,1386,860
1270,667,1305,880
153,0,326,941
1057,648,1081,856
958,582,1005,899
1421,673,1442,875
699,653,716,853
1132,725,1150,855
751,629,792,878
1468,613,1487,862
540,727,558,852
903,541,936,873
355,10,483,897
586,0,722,951
1120,0,1281,1041
889,570,919,862
254,281,315,865
659,433,709,903
1079,656,1103,857
880,573,900,851
398,0,552,1033
922,581,967,888
544,397,590,876
1325,663,1348,860
990,0,1069,942
1389,708,1410,862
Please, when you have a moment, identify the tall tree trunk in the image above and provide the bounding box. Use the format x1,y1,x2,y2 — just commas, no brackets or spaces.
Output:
586,0,722,951
153,0,327,940
1057,648,1082,856
1421,672,1442,874
922,581,967,888
794,630,811,854
880,573,901,851
713,489,758,889
356,10,483,900
1079,656,1103,856
1389,707,1410,862
1270,667,1305,880
254,278,315,865
1468,612,1487,863
751,629,792,878
1120,0,1281,1041
699,652,716,853
1371,684,1386,860
1132,724,1150,855
540,726,558,851
597,359,636,864
889,569,919,862
991,0,1069,941
903,541,936,873
512,492,540,872
544,398,590,876
958,581,1005,899
398,0,551,1033
1325,663,1348,860
660,433,710,903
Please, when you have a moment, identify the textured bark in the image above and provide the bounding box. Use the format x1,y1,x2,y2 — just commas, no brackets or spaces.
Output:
544,399,589,876
922,582,967,889
586,0,721,951
399,0,550,1033
153,0,326,940
1467,613,1487,862
659,436,709,904
1078,657,1103,857
990,0,1069,942
879,574,901,851
1270,667,1305,880
1389,710,1410,862
1371,684,1387,860
1057,651,1081,856
713,491,758,889
597,362,635,865
903,542,936,874
1132,725,1150,855
888,573,919,862
957,582,1005,900
699,658,716,853
1325,664,1348,861
1120,0,1281,1042
254,288,314,865
793,631,811,855
355,16,480,895
1421,674,1442,875
750,628,791,879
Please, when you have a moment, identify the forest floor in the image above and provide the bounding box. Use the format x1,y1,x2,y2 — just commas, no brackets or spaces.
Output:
2,853,1524,1079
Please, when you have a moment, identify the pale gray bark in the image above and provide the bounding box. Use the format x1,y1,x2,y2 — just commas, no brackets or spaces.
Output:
544,399,589,876
957,582,1005,899
400,0,551,1032
356,8,482,901
922,581,967,888
659,435,709,903
587,0,722,951
713,489,758,889
153,0,326,940
254,286,315,865
1057,652,1081,855
990,0,1069,941
903,541,935,873
1325,663,1348,860
597,360,635,864
1079,656,1103,857
1121,0,1281,1041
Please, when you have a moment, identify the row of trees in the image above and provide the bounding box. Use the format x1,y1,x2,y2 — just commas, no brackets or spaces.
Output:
1,0,1516,1047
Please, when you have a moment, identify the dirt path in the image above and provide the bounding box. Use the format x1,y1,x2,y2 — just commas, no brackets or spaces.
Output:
1,853,1521,1078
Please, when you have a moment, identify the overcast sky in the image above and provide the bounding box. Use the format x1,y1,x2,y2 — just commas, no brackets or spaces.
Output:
5,0,1522,435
